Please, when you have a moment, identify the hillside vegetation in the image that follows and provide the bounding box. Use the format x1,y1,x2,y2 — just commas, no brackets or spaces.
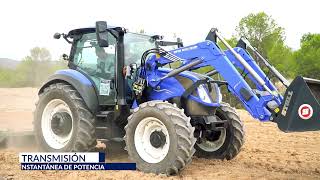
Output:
0,47,66,87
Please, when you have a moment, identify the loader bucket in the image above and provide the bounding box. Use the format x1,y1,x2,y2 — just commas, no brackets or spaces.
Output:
274,76,320,132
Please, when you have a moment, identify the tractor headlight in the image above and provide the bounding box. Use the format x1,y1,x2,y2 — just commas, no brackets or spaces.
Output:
197,85,212,104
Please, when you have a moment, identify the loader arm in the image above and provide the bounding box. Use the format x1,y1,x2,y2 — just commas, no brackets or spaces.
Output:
224,48,280,94
236,37,290,87
145,40,281,121
187,47,280,94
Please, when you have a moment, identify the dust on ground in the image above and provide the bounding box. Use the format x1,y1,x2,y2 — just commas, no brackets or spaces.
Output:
0,88,319,180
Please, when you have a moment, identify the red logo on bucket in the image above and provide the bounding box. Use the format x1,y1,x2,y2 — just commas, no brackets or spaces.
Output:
298,104,313,120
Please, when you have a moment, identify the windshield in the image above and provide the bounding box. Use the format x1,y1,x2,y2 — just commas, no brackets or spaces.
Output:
124,32,156,65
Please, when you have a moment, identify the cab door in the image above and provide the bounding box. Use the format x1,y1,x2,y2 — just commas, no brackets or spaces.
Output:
73,32,116,105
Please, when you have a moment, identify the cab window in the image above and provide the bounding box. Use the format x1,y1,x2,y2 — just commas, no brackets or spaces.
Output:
73,33,116,78
124,33,156,65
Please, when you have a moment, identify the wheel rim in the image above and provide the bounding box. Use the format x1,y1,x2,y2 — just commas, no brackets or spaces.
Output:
197,129,226,152
41,99,74,149
134,117,170,163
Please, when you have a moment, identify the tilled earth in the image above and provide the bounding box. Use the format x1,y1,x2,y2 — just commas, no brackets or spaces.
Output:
0,88,319,180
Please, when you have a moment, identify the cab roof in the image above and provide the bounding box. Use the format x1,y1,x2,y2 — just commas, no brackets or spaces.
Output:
68,28,95,36
67,25,118,37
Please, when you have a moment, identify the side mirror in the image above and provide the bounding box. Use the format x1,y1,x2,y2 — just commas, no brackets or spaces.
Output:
54,33,61,39
96,21,109,47
62,54,69,61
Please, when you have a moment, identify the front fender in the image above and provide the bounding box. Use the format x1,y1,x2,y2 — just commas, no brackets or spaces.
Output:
148,77,184,100
39,69,99,113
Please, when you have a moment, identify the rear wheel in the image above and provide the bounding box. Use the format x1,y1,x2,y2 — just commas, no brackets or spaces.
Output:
34,82,96,151
194,103,245,160
124,101,196,175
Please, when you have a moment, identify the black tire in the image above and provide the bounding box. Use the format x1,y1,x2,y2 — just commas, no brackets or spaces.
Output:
194,102,245,160
34,82,97,152
124,101,196,176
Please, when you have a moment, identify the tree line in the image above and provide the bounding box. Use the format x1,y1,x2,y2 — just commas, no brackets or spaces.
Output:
0,47,66,87
231,12,319,80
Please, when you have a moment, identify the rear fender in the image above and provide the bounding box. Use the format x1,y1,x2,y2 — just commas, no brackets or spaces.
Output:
38,69,99,113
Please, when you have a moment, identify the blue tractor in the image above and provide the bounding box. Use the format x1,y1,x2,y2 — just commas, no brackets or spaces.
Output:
34,21,320,175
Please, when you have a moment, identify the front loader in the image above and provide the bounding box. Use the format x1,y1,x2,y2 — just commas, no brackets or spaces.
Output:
204,32,320,132
33,21,320,176
182,28,320,132
234,37,320,131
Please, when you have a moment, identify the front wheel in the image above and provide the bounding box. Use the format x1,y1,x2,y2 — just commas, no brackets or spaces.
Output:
124,101,196,175
194,103,245,160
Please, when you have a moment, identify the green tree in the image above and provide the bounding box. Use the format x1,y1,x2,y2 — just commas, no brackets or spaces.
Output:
18,47,52,86
294,33,320,79
236,12,285,55
236,12,295,78
10,47,67,87
30,47,51,61
217,36,238,50
0,68,16,87
268,41,295,78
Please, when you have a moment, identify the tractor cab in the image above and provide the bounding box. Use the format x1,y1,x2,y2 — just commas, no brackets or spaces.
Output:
62,27,157,106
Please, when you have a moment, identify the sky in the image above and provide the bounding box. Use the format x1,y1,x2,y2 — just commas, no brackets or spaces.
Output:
0,0,319,60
